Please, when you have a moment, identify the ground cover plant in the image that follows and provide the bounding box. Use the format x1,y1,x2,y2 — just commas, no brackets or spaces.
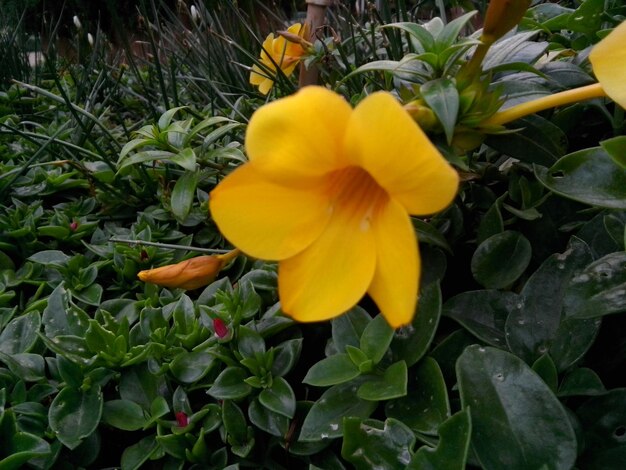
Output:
1,0,626,468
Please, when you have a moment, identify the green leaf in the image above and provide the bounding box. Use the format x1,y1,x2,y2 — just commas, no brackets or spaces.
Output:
237,326,265,359
536,147,626,209
0,352,45,381
420,78,459,144
27,250,70,266
549,316,601,372
385,357,450,435
158,106,187,129
102,400,148,431
170,171,199,222
567,0,604,35
42,284,89,338
169,351,215,384
119,364,168,411
299,378,378,442
408,408,472,470
357,361,407,401
48,386,103,449
248,398,289,437
120,435,159,470
0,409,51,469
443,290,518,348
207,367,252,400
506,236,592,363
303,354,360,387
577,390,626,467
471,231,531,289
271,338,302,377
391,282,441,367
456,346,577,470
342,418,415,470
531,354,558,392
563,252,626,318
360,314,394,365
558,367,606,397
382,22,435,51
0,311,40,354
331,306,371,354
258,377,295,419
601,135,626,170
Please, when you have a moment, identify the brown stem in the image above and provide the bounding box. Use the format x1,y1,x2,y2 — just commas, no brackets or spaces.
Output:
299,0,332,88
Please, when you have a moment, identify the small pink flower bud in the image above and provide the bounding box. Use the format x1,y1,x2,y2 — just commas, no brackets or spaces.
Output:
175,411,188,427
213,318,228,338
69,220,79,231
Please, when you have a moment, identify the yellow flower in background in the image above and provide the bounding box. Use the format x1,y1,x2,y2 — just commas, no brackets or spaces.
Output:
210,87,458,328
589,19,626,109
137,249,239,290
250,23,309,95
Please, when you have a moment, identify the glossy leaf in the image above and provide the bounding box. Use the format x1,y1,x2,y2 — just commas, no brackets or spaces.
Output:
303,353,360,387
558,367,606,397
506,237,592,363
577,390,626,468
443,290,518,348
102,400,148,431
169,351,215,383
248,398,289,437
471,231,531,289
357,360,408,401
563,252,626,319
299,378,378,442
457,346,576,470
207,367,252,400
360,314,394,365
600,135,626,170
0,311,40,354
421,78,459,144
49,386,103,449
408,408,471,470
170,170,199,222
331,306,371,354
385,357,450,435
536,147,626,209
391,282,441,367
341,418,415,470
258,376,296,419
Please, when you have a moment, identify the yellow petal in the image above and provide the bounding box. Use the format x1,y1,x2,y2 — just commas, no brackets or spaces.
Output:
209,163,331,260
590,20,626,109
344,92,459,215
245,86,352,186
277,173,380,322
367,199,419,328
138,255,225,290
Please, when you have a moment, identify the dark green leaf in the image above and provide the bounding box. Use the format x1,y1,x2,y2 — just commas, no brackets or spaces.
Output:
457,346,576,470
558,367,606,397
171,171,199,222
421,79,459,144
531,354,558,392
208,367,252,400
342,418,415,470
360,314,394,365
299,378,378,442
120,435,159,470
169,351,215,383
385,357,449,434
471,231,531,289
248,398,289,437
303,354,360,387
0,311,40,354
48,386,103,449
536,147,626,209
259,377,295,419
408,408,472,470
102,400,148,431
601,135,626,170
391,282,441,367
577,390,626,468
331,306,371,354
564,252,626,318
357,361,407,401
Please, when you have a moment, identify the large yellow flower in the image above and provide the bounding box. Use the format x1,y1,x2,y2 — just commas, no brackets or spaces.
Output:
250,23,308,95
589,19,626,109
209,87,458,328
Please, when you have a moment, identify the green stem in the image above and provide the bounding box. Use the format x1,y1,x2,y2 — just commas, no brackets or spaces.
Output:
485,83,607,126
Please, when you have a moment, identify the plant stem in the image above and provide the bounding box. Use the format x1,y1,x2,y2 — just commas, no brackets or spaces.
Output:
485,83,607,126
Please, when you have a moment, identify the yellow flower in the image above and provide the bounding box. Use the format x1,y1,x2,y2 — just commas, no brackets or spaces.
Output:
250,23,308,95
589,19,626,109
137,249,239,290
209,87,459,328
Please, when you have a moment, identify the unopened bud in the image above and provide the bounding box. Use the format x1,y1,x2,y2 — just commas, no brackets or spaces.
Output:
213,318,229,338
73,15,82,30
175,411,188,427
190,5,199,23
87,33,94,47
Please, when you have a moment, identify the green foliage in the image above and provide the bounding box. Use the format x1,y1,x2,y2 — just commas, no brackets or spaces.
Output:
1,0,626,468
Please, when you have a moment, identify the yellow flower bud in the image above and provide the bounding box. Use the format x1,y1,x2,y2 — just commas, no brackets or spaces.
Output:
137,249,239,290
482,0,531,45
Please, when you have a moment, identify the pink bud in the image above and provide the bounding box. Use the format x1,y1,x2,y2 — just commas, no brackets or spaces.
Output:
213,318,228,338
69,221,79,231
175,411,188,427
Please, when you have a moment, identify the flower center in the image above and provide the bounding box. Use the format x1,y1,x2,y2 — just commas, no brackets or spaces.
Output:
327,166,388,232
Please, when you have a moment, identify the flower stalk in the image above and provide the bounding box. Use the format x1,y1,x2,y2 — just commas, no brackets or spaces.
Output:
484,83,607,126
